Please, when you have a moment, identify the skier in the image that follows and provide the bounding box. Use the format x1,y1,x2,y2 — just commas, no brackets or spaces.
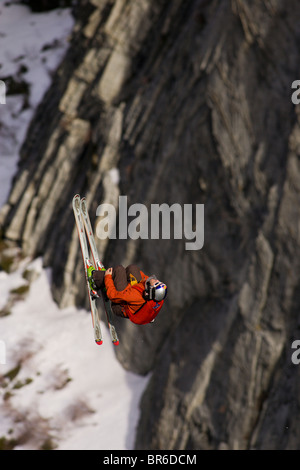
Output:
87,264,167,325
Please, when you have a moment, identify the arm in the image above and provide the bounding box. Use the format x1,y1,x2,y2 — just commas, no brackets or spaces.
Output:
104,269,141,304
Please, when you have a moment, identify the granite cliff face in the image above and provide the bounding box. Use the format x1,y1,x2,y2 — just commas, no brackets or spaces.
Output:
2,0,300,449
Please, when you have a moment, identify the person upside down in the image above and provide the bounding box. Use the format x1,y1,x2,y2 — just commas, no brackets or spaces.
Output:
87,264,167,325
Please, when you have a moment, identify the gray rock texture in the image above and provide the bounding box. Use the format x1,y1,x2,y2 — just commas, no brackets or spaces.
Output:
1,0,300,449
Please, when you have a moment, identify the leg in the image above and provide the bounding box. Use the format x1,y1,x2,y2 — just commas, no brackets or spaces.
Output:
92,265,128,291
95,265,129,318
110,266,130,318
111,265,128,291
111,303,129,318
125,264,142,285
92,269,105,289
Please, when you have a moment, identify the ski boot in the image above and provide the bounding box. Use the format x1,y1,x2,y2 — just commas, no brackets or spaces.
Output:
86,262,99,299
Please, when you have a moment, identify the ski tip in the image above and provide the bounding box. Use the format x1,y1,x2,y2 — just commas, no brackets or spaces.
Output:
113,340,119,346
95,340,103,345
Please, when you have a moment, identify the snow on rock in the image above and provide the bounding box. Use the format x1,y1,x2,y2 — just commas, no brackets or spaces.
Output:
0,0,74,207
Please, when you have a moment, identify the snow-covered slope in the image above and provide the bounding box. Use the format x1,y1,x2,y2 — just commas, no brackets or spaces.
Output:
0,258,148,450
0,2,149,450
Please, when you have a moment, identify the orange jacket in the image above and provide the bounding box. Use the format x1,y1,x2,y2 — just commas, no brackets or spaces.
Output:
104,270,149,317
123,283,164,325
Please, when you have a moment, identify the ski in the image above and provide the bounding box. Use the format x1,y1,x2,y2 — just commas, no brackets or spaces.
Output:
72,194,103,345
80,196,119,346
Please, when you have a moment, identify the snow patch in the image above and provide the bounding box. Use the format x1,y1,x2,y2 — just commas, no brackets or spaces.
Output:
0,1,74,207
0,258,149,450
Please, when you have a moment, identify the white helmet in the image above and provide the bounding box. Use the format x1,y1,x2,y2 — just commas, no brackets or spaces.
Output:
145,276,167,301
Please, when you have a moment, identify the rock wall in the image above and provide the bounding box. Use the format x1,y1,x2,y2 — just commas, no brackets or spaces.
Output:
1,0,300,449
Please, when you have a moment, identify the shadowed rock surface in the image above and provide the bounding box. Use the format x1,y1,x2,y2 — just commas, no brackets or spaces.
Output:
1,0,300,449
